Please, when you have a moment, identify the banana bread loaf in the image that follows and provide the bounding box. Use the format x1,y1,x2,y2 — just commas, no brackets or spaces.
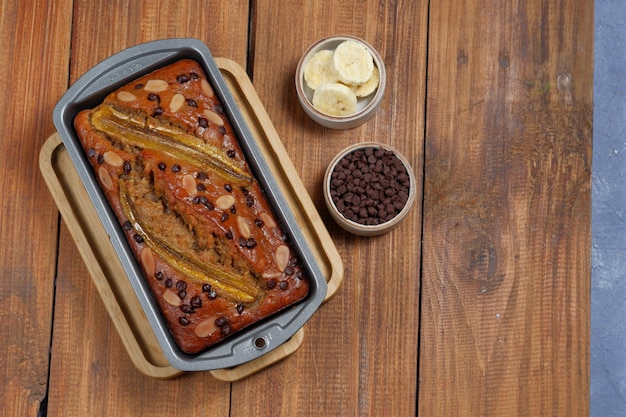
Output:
73,59,310,354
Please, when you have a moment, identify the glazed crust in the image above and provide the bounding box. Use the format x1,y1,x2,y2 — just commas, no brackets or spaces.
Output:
73,59,309,354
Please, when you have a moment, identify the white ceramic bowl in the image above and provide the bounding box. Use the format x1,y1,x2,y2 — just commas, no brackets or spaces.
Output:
323,142,416,236
295,35,386,129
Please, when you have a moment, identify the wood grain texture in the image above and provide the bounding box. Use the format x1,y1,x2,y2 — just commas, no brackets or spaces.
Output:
45,1,250,416
420,0,593,415
0,1,72,416
233,1,428,416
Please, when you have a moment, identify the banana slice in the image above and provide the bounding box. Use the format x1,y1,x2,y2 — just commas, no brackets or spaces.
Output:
333,40,374,86
312,83,357,117
304,49,338,90
349,65,380,98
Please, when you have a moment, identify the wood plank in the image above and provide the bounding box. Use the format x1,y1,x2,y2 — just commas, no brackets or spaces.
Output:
233,1,428,415
0,0,73,416
420,0,593,415
46,1,250,416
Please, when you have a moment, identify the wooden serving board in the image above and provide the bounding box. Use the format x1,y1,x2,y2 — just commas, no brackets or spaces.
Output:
39,58,343,381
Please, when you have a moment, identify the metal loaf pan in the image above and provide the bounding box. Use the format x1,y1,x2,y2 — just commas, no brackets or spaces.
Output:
52,38,327,371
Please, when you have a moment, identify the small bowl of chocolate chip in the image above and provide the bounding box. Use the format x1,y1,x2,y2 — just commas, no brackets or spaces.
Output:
323,142,416,236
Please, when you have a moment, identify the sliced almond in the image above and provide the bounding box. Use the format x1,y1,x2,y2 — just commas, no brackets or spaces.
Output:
259,212,277,229
203,109,224,126
144,79,168,92
216,194,235,210
237,216,251,239
195,318,218,338
169,93,185,112
140,247,155,277
262,271,283,279
98,167,113,190
201,78,214,97
275,245,290,272
182,174,197,195
103,151,124,167
117,91,137,102
163,289,182,307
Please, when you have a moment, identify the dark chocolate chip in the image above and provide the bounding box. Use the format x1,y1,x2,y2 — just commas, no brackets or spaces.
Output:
176,74,191,84
171,164,181,173
236,304,244,314
215,316,228,327
176,281,187,291
123,161,132,174
133,234,144,243
179,317,190,326
87,148,96,158
123,221,132,231
186,98,197,107
198,117,208,128
157,162,166,170
152,106,163,116
224,184,233,192
190,296,202,309
147,93,159,102
266,279,277,289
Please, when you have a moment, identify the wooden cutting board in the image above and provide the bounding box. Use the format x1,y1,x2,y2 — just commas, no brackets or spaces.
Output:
39,58,343,381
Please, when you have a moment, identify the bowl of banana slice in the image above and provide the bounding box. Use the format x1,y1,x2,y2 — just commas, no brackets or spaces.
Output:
296,35,386,129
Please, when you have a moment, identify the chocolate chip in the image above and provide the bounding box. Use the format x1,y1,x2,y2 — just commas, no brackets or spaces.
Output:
180,304,193,314
147,93,159,102
219,126,227,135
96,154,104,164
155,271,164,281
123,221,132,231
279,281,288,290
190,296,202,309
198,117,208,128
171,164,181,173
189,72,199,80
207,290,217,300
176,74,191,83
133,234,144,243
215,317,228,327
186,98,197,107
157,162,166,170
179,317,190,326
196,172,207,180
178,290,186,299
254,218,264,227
236,304,244,314
152,106,163,116
224,184,233,192
123,161,132,174
221,212,229,222
165,278,173,288
87,148,96,158
226,149,236,158
246,238,257,249
221,325,232,336
225,230,233,239
246,196,254,207
197,183,206,191
202,283,212,292
176,281,187,291
135,83,144,89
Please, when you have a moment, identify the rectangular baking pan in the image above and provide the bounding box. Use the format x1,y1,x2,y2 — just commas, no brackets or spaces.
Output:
52,38,328,371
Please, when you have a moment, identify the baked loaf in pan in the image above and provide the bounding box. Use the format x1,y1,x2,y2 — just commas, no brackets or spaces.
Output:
73,59,310,354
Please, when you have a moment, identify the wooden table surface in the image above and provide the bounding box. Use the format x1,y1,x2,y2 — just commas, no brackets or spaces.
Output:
1,0,593,416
